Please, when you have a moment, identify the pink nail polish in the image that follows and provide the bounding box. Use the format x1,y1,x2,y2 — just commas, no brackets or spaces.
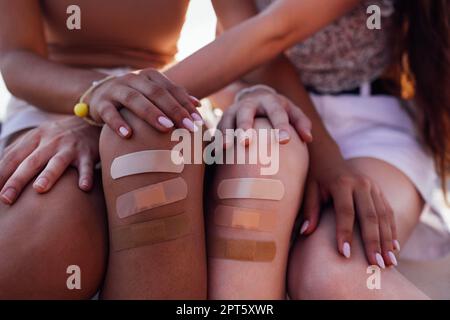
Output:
388,251,398,266
300,220,309,235
119,126,129,137
375,253,386,269
158,116,174,129
191,113,204,126
278,130,290,143
190,95,201,106
393,240,401,252
182,118,198,132
342,242,351,258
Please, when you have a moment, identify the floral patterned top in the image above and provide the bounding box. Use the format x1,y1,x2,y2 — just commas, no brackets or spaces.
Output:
255,0,395,93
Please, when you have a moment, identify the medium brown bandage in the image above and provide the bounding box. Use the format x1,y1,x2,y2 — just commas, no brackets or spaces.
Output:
116,177,187,219
214,205,276,232
111,213,191,251
217,178,284,200
209,238,276,262
110,150,184,179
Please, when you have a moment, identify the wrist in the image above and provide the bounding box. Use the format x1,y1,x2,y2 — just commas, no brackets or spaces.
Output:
234,84,277,103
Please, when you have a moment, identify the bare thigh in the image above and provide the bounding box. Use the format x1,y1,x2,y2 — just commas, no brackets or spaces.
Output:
288,157,428,300
0,131,108,299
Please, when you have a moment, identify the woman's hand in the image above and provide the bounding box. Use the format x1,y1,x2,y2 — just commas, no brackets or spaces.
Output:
0,117,101,205
217,88,313,146
87,69,203,138
300,149,399,268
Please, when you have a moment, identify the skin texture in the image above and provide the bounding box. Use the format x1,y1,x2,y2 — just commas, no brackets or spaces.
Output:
99,109,207,299
207,118,308,299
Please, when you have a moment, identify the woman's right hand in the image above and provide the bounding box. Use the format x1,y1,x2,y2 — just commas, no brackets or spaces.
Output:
87,68,204,138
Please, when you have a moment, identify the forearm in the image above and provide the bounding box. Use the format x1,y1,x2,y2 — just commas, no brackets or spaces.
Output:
243,55,341,156
0,50,106,114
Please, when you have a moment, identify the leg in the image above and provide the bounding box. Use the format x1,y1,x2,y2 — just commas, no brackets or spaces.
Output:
100,109,206,299
0,140,107,299
207,118,308,299
288,158,429,299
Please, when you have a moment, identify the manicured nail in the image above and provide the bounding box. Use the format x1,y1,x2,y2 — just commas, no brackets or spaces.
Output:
224,134,234,149
34,177,48,190
388,251,398,266
80,179,90,189
119,126,129,137
342,242,351,258
1,187,17,204
278,130,290,143
239,132,252,146
393,240,401,252
190,95,201,106
158,116,174,129
191,113,204,126
375,253,386,269
182,118,198,132
300,220,309,235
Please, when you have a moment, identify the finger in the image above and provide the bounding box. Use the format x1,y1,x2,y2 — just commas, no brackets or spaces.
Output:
354,185,384,268
97,101,133,138
372,189,397,267
235,100,258,146
33,149,74,193
261,97,291,144
217,106,237,149
114,84,177,133
0,147,52,204
300,180,321,236
0,133,38,190
76,153,94,192
331,183,355,259
142,71,199,132
286,100,313,143
381,193,400,252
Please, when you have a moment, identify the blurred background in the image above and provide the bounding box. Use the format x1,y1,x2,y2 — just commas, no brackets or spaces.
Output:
0,0,216,120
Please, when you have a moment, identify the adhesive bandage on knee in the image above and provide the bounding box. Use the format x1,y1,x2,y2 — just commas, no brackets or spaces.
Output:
214,205,276,232
110,150,184,179
209,238,276,262
217,178,284,200
116,177,187,219
111,213,191,251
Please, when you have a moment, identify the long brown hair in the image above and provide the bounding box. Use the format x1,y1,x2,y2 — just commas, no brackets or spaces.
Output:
392,0,450,196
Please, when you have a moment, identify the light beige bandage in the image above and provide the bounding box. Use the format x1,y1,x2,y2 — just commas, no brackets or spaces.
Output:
110,150,184,179
214,205,276,232
217,178,284,200
209,238,276,262
111,213,191,251
116,177,187,219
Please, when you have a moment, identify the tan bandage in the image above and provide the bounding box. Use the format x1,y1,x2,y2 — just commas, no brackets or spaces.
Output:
217,178,284,200
116,177,187,219
209,238,276,262
111,213,191,251
214,205,276,232
110,150,184,179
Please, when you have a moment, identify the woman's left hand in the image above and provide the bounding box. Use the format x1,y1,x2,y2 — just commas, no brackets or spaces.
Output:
217,88,313,145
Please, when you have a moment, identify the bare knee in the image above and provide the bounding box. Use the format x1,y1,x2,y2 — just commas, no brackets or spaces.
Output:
0,169,107,299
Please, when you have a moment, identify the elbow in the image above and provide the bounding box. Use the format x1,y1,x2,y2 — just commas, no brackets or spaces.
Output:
0,50,28,97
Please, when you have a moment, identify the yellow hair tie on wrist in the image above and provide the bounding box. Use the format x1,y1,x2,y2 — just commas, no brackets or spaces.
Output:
74,75,116,126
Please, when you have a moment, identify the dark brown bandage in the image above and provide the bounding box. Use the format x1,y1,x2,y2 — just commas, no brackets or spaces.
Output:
214,205,276,232
111,213,191,251
209,238,276,262
116,177,187,219
217,178,284,200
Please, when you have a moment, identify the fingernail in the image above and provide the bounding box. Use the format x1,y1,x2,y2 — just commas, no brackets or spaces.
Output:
34,177,48,190
80,179,90,189
119,126,129,137
190,95,201,106
182,118,198,132
342,242,351,258
224,134,234,149
239,132,252,146
1,188,17,204
158,116,174,129
278,130,290,143
191,113,204,126
306,130,313,141
388,251,398,266
375,253,386,269
393,240,401,252
300,220,309,235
